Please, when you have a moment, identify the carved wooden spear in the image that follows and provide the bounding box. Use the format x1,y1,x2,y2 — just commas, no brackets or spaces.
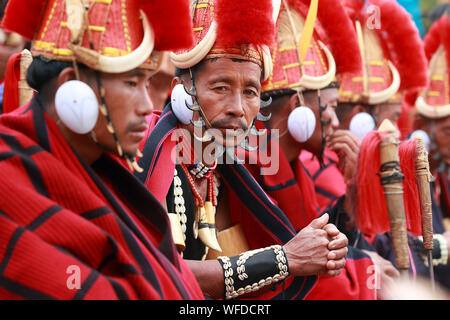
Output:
413,135,435,290
378,119,410,276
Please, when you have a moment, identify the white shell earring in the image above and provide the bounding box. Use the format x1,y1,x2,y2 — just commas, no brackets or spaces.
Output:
171,83,194,125
349,112,376,141
54,80,99,134
287,106,316,143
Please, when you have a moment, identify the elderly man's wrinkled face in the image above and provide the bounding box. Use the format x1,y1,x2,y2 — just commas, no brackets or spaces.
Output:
186,58,262,147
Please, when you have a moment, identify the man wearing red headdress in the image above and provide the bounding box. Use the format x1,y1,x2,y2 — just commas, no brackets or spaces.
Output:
0,0,205,299
238,0,404,299
137,0,349,300
411,14,450,290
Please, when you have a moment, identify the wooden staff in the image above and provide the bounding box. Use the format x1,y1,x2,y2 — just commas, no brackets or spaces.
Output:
413,136,435,290
378,120,410,275
18,49,33,106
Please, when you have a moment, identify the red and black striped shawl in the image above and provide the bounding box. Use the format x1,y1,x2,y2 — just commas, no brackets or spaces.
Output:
0,97,203,300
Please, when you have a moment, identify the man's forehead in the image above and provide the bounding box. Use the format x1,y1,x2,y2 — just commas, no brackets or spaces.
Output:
202,58,262,75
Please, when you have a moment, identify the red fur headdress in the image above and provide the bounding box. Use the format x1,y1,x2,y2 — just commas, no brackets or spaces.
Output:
287,0,362,74
170,0,276,81
415,15,450,119
262,0,362,93
339,0,427,104
215,0,275,49
1,0,194,73
2,0,194,51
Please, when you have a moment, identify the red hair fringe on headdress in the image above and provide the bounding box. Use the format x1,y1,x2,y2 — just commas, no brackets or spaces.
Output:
287,0,362,74
2,52,22,113
356,131,389,235
215,0,275,48
371,0,428,91
356,132,421,236
398,139,421,236
423,15,450,85
1,0,46,39
2,0,194,51
138,0,193,50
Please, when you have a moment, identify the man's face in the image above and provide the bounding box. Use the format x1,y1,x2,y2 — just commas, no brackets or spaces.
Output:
373,102,402,129
189,58,262,147
302,87,339,156
92,68,155,156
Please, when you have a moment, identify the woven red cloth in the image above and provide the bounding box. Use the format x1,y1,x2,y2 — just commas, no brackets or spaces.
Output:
235,126,375,300
0,98,203,299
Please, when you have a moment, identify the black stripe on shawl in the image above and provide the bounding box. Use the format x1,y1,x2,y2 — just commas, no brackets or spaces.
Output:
0,226,55,299
260,178,298,192
72,269,100,300
93,156,192,299
218,163,296,244
0,132,50,198
80,206,112,220
312,160,336,181
30,97,51,152
314,185,340,201
27,205,64,231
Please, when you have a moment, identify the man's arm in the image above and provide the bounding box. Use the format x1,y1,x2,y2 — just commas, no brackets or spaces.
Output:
186,213,348,300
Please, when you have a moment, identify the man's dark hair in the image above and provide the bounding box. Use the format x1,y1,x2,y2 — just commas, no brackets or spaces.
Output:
26,56,73,91
26,56,90,106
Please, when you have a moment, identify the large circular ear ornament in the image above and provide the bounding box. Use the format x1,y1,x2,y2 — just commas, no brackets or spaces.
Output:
54,80,99,134
349,112,375,141
171,83,194,125
287,106,316,143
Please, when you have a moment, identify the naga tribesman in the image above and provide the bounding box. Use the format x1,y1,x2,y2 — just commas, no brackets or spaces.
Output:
137,0,349,300
240,0,401,299
0,0,204,299
412,14,450,290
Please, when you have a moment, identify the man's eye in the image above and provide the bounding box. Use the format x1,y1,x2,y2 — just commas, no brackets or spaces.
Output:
244,89,257,96
126,81,137,87
214,86,227,91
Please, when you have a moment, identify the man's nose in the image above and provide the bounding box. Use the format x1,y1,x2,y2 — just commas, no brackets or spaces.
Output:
224,93,245,118
137,90,154,116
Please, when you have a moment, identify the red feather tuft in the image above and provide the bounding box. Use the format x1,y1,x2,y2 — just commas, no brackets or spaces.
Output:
1,0,47,40
1,0,194,51
287,0,362,74
355,131,390,235
399,139,422,236
371,0,428,91
138,0,194,51
2,52,22,113
214,0,275,48
356,132,422,236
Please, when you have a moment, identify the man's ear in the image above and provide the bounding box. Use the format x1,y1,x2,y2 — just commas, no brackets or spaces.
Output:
56,67,78,88
170,76,182,91
288,93,301,112
353,104,365,116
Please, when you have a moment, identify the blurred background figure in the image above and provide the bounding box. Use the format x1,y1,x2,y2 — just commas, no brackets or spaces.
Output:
381,275,450,300
147,53,175,111
0,0,28,113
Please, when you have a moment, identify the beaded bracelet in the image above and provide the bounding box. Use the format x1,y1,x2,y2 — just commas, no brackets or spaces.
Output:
416,234,449,267
217,245,289,300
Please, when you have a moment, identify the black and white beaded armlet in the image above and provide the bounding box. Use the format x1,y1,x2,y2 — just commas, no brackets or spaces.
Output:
217,245,289,299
